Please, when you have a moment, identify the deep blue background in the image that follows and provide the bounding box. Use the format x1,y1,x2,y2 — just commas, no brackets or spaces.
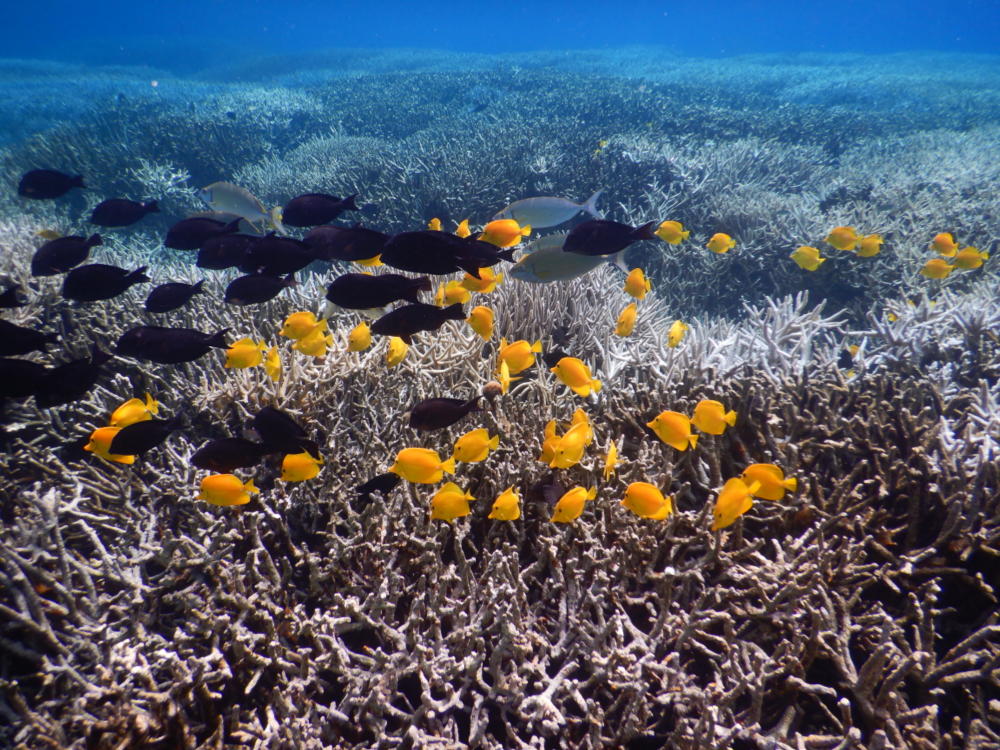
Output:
4,0,998,71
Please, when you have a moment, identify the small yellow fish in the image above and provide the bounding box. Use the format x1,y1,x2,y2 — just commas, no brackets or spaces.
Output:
711,477,761,530
480,218,530,248
197,474,258,506
691,399,737,435
390,447,456,484
667,320,689,348
887,311,899,322
280,311,326,340
550,486,596,523
225,338,267,368
706,233,735,254
488,487,521,520
293,327,333,358
109,392,159,428
386,336,408,367
264,346,281,381
551,357,602,397
467,305,494,341
430,482,475,522
930,232,959,256
603,439,619,479
615,303,637,337
427,217,442,231
497,338,542,375
348,321,372,351
655,220,689,245
281,451,323,482
84,426,136,464
452,428,500,463
498,358,518,394
952,246,989,269
455,219,472,238
538,419,561,464
856,234,883,257
790,246,826,271
621,482,673,520
826,226,859,251
549,420,591,469
740,463,797,501
647,411,698,451
570,408,594,445
920,258,954,279
623,268,651,299
460,267,503,293
434,280,472,306
355,255,382,267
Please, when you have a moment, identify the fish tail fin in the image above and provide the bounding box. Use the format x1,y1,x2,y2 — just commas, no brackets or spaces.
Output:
688,434,699,449
244,479,259,494
586,486,597,500
406,277,432,302
785,477,798,492
191,279,205,294
498,247,516,262
444,302,466,320
87,233,103,247
456,257,482,279
725,410,737,426
206,329,230,349
341,194,360,211
90,345,113,366
441,457,456,475
634,221,658,241
583,190,603,218
520,224,532,236
128,266,150,284
592,379,602,393
530,340,542,353
145,392,159,415
488,434,499,450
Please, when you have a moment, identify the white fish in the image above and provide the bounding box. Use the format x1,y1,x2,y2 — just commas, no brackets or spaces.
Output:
509,232,626,283
197,181,286,234
491,191,603,229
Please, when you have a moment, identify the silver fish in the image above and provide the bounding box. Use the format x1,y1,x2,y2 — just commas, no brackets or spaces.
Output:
491,191,603,228
509,232,626,283
197,181,286,234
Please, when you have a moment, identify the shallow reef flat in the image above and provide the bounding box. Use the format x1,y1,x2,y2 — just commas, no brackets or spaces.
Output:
0,48,998,749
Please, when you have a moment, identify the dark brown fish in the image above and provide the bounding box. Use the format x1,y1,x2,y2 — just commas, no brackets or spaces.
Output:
304,224,388,262
18,169,85,199
224,274,295,305
562,219,657,256
61,264,149,302
356,472,402,502
90,199,159,227
34,347,113,408
252,406,319,457
370,302,465,344
31,234,102,276
144,280,205,313
0,357,48,398
116,325,229,364
165,217,240,250
282,193,359,227
108,417,184,456
0,320,55,356
408,396,482,431
190,438,269,472
325,273,431,309
0,284,25,308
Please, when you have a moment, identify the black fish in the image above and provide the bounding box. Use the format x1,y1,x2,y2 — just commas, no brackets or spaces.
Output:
197,234,257,270
304,224,388,262
252,406,319,457
0,284,25,309
190,437,269,472
356,472,402,502
224,273,295,305
379,231,485,278
239,234,315,276
62,264,149,302
325,273,431,310
18,169,85,199
408,396,482,431
145,280,205,313
0,358,48,398
562,219,657,256
34,347,113,408
90,199,159,227
459,239,516,268
165,217,240,250
282,193,360,227
117,325,229,364
0,320,55,356
109,416,183,456
370,302,465,344
31,234,102,276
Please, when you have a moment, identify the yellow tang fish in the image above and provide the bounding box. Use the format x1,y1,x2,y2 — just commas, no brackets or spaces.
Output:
711,477,761,530
667,320,689,348
655,220,689,245
386,336,408,367
453,428,500,463
615,303,637,337
952,246,989,269
691,399,737,435
603,439,618,479
280,311,326,340
549,421,591,469
390,447,456,484
460,267,503,293
435,280,472,306
740,463,797,501
427,217,442,231
348,321,372,351
930,232,959,256
706,233,735,254
455,219,472,238
467,306,494,341
570,408,594,445
293,327,333,358
920,258,954,279
480,219,531,248
647,411,698,451
84,426,136,464
264,346,281,382
497,338,542,375
488,487,521,520
109,392,159,428
621,481,673,519
281,451,324,482
790,246,826,271
197,474,258,507
431,482,475,522
538,419,561,463
826,226,859,251
498,358,519,394
623,268,651,299
857,234,883,257
225,338,267,368
550,486,596,523
551,356,602,397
